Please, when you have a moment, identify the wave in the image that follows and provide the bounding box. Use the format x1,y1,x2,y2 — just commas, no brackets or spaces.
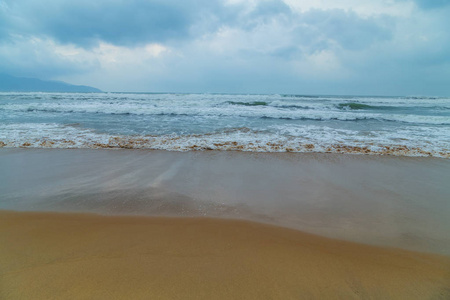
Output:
0,123,448,158
2,103,449,125
227,101,269,106
337,102,383,110
281,94,320,99
334,102,450,111
401,96,442,100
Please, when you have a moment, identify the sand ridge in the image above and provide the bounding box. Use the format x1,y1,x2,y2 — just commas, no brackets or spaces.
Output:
1,211,449,299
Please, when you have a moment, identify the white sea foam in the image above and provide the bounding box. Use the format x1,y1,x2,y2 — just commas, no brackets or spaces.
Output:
2,99,449,125
0,123,448,157
1,93,449,157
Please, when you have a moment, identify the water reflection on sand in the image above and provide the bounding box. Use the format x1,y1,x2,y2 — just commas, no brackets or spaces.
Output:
1,149,449,254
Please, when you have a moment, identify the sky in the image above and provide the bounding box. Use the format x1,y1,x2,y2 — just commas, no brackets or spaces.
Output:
1,0,449,95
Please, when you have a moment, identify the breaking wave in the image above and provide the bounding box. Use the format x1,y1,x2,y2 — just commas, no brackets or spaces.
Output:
0,123,448,158
1,92,449,157
2,102,449,125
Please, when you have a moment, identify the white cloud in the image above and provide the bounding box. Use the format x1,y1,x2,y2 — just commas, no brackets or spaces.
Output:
0,36,97,78
293,50,349,80
93,42,169,67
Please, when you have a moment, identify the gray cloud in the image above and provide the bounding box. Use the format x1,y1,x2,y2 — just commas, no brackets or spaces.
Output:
245,0,293,25
1,0,392,51
0,0,449,95
1,0,229,46
413,0,450,9
297,9,393,51
0,2,14,40
0,37,99,80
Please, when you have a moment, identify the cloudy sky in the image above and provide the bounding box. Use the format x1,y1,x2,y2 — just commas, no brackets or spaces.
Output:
1,0,449,95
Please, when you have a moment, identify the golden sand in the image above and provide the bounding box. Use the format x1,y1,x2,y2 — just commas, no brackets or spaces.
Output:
1,211,449,299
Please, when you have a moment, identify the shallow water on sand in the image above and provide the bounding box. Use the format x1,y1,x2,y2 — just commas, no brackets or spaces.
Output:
1,149,449,254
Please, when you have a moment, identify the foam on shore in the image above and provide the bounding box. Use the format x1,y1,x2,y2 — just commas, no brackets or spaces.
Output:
0,123,448,157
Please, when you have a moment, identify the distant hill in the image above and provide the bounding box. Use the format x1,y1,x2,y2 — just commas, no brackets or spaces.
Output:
0,74,102,93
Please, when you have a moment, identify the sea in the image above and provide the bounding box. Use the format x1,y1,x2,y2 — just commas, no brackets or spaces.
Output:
0,92,449,157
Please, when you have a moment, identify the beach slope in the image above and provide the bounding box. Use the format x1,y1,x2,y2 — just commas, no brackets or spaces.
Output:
1,211,449,299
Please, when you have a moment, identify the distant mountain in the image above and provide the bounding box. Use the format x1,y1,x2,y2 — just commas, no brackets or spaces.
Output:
0,74,102,93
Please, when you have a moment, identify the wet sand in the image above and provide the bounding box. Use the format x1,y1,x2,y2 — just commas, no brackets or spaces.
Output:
1,210,449,300
1,149,449,299
1,149,450,254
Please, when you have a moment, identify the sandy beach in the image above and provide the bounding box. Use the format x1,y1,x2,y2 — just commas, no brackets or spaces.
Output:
1,149,449,299
2,0,450,297
1,149,450,254
1,210,449,299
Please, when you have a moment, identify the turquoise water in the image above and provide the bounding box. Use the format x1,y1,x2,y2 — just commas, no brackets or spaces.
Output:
0,92,449,156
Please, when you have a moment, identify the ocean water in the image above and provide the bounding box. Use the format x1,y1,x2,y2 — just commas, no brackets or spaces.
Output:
0,92,449,157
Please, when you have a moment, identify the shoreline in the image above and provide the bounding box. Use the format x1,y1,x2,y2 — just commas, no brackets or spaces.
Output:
1,149,449,298
2,146,449,163
1,144,448,158
1,148,449,255
1,210,449,299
